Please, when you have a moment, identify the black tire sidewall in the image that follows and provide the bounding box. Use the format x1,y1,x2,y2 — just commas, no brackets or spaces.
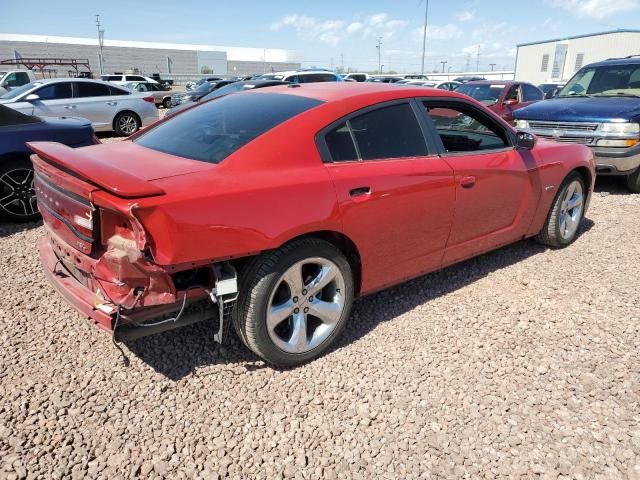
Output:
0,157,39,222
163,98,172,109
551,172,586,247
627,169,640,193
114,112,140,136
238,240,354,367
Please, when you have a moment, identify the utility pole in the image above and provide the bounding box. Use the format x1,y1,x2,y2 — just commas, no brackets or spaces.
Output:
490,63,496,72
420,0,429,76
465,53,471,72
476,45,481,72
376,37,383,74
95,15,105,75
447,65,452,79
340,52,344,72
440,61,448,73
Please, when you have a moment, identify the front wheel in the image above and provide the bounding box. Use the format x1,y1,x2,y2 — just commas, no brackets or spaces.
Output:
233,238,354,367
0,157,39,222
535,172,586,248
113,112,141,136
626,168,640,193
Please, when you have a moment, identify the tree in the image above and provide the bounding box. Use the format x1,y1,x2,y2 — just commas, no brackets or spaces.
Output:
200,65,213,74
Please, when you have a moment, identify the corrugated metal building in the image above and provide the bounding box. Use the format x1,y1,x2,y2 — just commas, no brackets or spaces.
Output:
0,33,303,77
515,29,640,85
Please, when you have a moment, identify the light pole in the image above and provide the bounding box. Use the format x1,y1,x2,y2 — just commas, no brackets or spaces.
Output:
447,65,452,80
95,15,104,76
376,37,383,74
490,63,496,72
440,61,448,73
420,0,429,76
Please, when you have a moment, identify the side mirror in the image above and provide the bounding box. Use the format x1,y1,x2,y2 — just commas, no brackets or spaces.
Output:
25,93,40,102
516,131,536,150
504,98,518,106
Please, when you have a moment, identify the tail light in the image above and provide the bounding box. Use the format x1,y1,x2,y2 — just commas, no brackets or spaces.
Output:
142,96,155,103
100,207,149,252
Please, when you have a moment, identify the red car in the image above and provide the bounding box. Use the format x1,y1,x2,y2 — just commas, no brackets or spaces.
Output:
456,80,544,124
31,83,595,366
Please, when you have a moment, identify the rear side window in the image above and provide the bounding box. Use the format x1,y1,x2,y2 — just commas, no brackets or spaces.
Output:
109,85,130,95
75,82,111,97
35,82,72,100
134,92,323,164
126,75,146,82
324,103,428,162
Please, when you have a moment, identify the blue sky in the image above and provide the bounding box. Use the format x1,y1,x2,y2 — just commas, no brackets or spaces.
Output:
1,0,639,73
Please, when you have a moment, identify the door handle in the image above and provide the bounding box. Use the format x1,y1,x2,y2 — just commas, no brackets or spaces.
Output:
106,101,118,106
349,186,371,197
63,105,77,110
460,176,476,188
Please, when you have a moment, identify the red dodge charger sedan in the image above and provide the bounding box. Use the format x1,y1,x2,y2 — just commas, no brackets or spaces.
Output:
30,83,595,366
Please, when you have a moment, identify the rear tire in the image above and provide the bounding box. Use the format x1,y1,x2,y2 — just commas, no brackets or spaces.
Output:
162,97,172,109
626,168,640,193
535,172,586,248
233,238,354,367
113,111,141,136
0,157,39,222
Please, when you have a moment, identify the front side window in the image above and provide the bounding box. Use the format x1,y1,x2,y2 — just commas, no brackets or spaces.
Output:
134,92,323,164
324,103,428,162
35,82,73,100
75,82,111,97
126,75,145,82
424,103,509,153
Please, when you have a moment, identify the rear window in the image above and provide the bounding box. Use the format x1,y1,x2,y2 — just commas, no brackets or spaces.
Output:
134,92,323,164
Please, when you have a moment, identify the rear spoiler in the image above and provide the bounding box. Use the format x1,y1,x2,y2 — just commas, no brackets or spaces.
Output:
27,142,165,198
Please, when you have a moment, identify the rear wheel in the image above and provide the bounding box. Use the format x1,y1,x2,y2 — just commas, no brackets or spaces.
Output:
162,97,172,109
0,157,39,221
626,168,640,193
535,172,586,248
233,238,354,367
113,111,141,136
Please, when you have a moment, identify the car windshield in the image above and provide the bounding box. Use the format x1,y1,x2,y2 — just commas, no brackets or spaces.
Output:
0,103,40,126
455,84,504,105
0,81,43,100
559,65,640,97
134,92,323,164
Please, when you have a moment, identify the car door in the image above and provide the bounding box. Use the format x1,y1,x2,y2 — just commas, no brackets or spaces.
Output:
318,100,456,293
25,82,74,118
72,81,117,130
420,99,540,266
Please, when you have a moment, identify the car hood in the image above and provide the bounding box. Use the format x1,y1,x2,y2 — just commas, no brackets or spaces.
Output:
514,97,640,123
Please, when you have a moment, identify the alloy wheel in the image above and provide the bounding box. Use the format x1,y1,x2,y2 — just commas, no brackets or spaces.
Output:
0,168,37,218
558,179,584,241
267,257,346,354
118,114,138,135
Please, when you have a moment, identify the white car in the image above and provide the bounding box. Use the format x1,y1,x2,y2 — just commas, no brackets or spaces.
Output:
397,79,461,91
0,79,158,136
100,74,159,86
260,70,342,83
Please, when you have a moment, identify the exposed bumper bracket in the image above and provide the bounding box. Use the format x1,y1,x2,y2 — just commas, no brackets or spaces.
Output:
209,263,239,344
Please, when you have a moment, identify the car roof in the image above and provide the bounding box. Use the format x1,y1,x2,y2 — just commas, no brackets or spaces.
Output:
27,78,110,84
462,80,515,86
244,82,469,103
586,57,640,68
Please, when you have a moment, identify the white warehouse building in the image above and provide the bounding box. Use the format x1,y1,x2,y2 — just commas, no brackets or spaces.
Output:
0,33,303,77
515,29,640,85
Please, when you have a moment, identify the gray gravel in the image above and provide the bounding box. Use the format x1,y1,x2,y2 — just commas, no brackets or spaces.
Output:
1,150,639,478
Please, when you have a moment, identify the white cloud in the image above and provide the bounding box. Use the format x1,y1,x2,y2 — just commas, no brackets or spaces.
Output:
414,23,463,42
270,12,408,46
454,10,475,21
546,0,640,19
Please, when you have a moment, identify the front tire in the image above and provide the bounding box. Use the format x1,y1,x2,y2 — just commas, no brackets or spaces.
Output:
0,157,39,222
626,168,640,193
535,172,586,248
113,111,141,136
233,238,354,367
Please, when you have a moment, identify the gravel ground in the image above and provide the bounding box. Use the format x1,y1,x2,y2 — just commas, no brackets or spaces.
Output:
1,147,639,478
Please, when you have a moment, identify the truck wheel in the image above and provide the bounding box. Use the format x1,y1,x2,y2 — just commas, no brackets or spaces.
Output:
0,157,39,222
626,169,640,193
535,172,586,248
233,238,354,367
